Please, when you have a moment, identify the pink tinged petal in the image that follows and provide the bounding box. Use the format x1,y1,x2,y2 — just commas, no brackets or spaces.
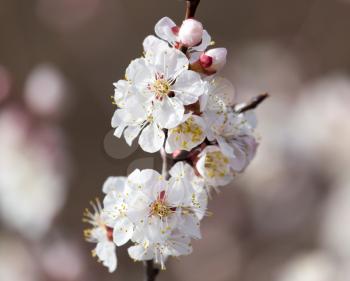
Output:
178,19,203,47
202,48,227,72
139,123,165,153
191,30,211,52
113,217,134,246
154,17,178,44
217,136,235,158
95,242,117,272
230,142,247,172
128,244,154,261
173,70,204,105
199,53,213,68
153,96,184,129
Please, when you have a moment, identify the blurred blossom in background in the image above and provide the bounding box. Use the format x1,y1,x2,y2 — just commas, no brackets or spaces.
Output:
1,0,350,280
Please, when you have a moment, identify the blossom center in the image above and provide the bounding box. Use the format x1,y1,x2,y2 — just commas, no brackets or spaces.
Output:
204,151,230,178
171,117,204,149
150,199,172,218
150,79,171,100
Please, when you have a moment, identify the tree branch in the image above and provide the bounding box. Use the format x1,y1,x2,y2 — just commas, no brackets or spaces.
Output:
185,0,201,19
143,2,202,280
144,260,159,281
235,93,269,113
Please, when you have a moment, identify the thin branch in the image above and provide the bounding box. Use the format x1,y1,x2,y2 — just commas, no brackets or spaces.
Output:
144,260,159,281
235,93,269,113
143,2,202,280
160,147,168,178
185,0,201,19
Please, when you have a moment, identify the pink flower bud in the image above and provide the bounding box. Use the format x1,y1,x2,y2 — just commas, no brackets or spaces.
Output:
200,48,227,72
178,19,203,47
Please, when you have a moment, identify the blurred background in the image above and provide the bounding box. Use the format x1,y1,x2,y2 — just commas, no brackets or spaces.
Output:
0,0,350,280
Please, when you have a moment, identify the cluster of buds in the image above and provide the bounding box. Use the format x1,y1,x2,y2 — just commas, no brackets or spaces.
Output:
84,12,266,274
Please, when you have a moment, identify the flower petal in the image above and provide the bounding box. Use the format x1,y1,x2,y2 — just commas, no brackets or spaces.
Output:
95,241,117,272
146,46,188,80
113,217,134,246
191,30,211,52
124,125,142,146
128,244,154,261
143,35,169,54
173,70,204,105
139,123,165,153
154,17,177,44
153,96,184,129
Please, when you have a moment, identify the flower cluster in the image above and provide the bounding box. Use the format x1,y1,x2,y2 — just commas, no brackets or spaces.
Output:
84,16,262,273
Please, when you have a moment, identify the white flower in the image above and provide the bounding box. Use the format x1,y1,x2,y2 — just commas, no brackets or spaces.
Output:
154,17,212,62
200,76,236,112
199,48,227,73
112,43,205,153
124,167,205,242
178,19,203,47
196,145,236,187
128,230,193,270
83,199,117,273
165,114,206,153
102,177,134,247
100,165,207,269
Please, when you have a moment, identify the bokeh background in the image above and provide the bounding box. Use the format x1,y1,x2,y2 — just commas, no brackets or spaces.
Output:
1,0,350,280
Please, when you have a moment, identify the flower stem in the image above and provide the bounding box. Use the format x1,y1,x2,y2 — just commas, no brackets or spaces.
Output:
185,0,201,19
144,260,160,281
235,93,269,113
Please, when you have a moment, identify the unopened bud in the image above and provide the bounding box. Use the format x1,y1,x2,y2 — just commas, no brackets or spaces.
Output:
200,48,227,72
178,19,203,47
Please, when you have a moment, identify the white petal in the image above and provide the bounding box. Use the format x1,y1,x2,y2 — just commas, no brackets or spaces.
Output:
124,125,142,146
165,115,206,153
153,96,184,129
209,77,236,107
113,80,129,107
143,35,169,53
191,30,211,52
95,242,117,272
180,214,201,239
173,70,204,105
113,217,134,246
154,17,177,44
146,47,188,80
139,123,165,153
217,136,235,158
125,58,153,89
102,176,126,194
128,244,154,261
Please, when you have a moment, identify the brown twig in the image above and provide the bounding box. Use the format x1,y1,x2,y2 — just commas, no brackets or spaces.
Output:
235,93,269,113
185,0,201,19
144,260,159,281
